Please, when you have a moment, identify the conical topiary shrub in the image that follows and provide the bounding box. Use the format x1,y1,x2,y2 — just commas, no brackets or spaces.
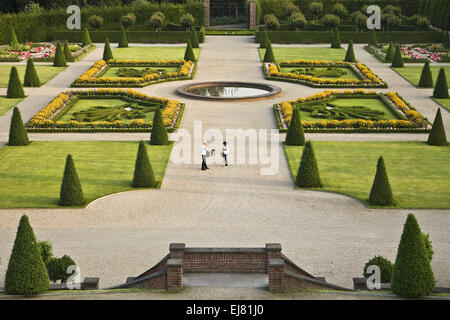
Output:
150,107,169,145
385,41,395,62
82,28,92,47
391,214,435,297
433,68,449,98
63,40,74,62
24,59,40,87
263,40,275,62
418,61,433,88
5,215,50,296
103,38,114,61
9,27,18,47
59,154,85,206
260,31,269,48
184,40,196,61
53,42,67,67
295,141,321,188
190,28,199,48
368,29,378,47
331,28,341,48
7,66,25,98
391,45,404,68
427,108,448,146
368,156,394,206
8,107,29,146
132,141,157,188
442,31,449,50
285,106,305,146
118,26,128,48
344,40,356,62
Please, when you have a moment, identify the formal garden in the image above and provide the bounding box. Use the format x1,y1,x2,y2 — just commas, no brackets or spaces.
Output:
0,0,449,301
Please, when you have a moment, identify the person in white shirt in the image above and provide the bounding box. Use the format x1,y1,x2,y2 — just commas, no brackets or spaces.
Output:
222,141,228,166
201,141,209,171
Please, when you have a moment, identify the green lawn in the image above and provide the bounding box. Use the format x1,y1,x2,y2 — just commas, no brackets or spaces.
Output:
102,66,179,78
259,47,346,62
280,66,361,80
0,141,172,208
433,98,450,112
0,96,24,116
393,66,450,88
112,46,201,60
0,65,66,87
284,141,450,209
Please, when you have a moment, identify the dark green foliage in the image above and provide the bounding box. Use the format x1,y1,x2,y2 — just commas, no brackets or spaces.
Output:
46,255,76,283
391,45,404,68
63,40,74,62
9,27,18,47
433,68,449,98
285,107,305,146
190,28,199,48
59,154,85,207
5,215,50,296
260,31,269,48
7,66,25,98
295,141,321,188
103,38,114,61
419,61,433,88
368,156,394,206
37,240,53,264
422,232,434,261
391,214,435,297
331,28,341,48
24,59,40,87
427,108,448,146
53,42,67,67
184,40,196,61
132,141,157,188
118,26,128,48
263,40,275,62
384,42,395,62
82,28,92,47
443,31,450,49
344,40,356,62
363,255,394,283
150,107,169,145
369,29,378,47
8,107,29,146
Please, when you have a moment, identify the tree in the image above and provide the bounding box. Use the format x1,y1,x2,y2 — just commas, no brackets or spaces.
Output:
391,45,404,68
384,41,395,62
103,38,114,61
344,40,356,62
309,1,323,21
9,26,18,47
7,66,25,98
427,108,447,146
260,31,269,48
23,57,39,88
88,15,103,29
132,141,157,188
121,13,136,29
180,13,195,31
150,13,164,31
264,14,280,31
263,40,276,62
289,12,306,31
37,240,53,264
63,40,74,62
118,26,128,48
53,42,67,67
433,68,449,98
190,28,199,48
351,11,367,31
285,106,305,146
391,214,435,297
46,255,76,283
184,40,196,61
442,31,450,50
8,107,29,146
419,61,433,88
5,215,50,296
295,141,321,188
82,28,92,47
381,13,401,31
59,154,85,207
363,255,393,283
369,29,378,47
331,28,341,48
150,107,169,145
322,14,340,31
368,156,394,206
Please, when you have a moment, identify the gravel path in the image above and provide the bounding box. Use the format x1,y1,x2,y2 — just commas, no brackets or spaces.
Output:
0,37,449,293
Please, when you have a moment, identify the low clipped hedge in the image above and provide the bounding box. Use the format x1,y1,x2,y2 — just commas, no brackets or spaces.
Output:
364,45,428,64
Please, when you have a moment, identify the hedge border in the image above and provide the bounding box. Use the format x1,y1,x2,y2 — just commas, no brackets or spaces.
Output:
364,45,428,64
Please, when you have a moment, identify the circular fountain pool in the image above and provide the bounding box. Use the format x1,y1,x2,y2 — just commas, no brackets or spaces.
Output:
176,82,281,100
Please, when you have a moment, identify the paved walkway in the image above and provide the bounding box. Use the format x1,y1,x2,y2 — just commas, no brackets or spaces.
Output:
0,37,449,291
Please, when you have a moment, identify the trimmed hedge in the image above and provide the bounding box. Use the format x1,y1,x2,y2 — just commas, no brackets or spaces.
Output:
384,42,395,62
391,45,404,68
331,28,341,48
419,61,433,88
368,156,394,206
190,28,199,48
427,108,448,146
184,40,195,61
7,66,25,98
433,68,449,99
8,107,29,146
263,40,275,62
150,107,169,145
285,106,305,146
59,154,85,207
295,141,321,188
118,26,128,48
53,42,66,67
363,255,394,283
132,141,157,188
24,59,40,87
103,38,114,61
46,255,76,283
63,40,74,63
344,40,356,62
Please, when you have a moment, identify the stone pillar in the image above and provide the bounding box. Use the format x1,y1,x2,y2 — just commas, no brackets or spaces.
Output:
249,0,257,30
268,258,285,291
166,259,183,291
203,0,210,28
169,243,185,260
266,243,282,260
